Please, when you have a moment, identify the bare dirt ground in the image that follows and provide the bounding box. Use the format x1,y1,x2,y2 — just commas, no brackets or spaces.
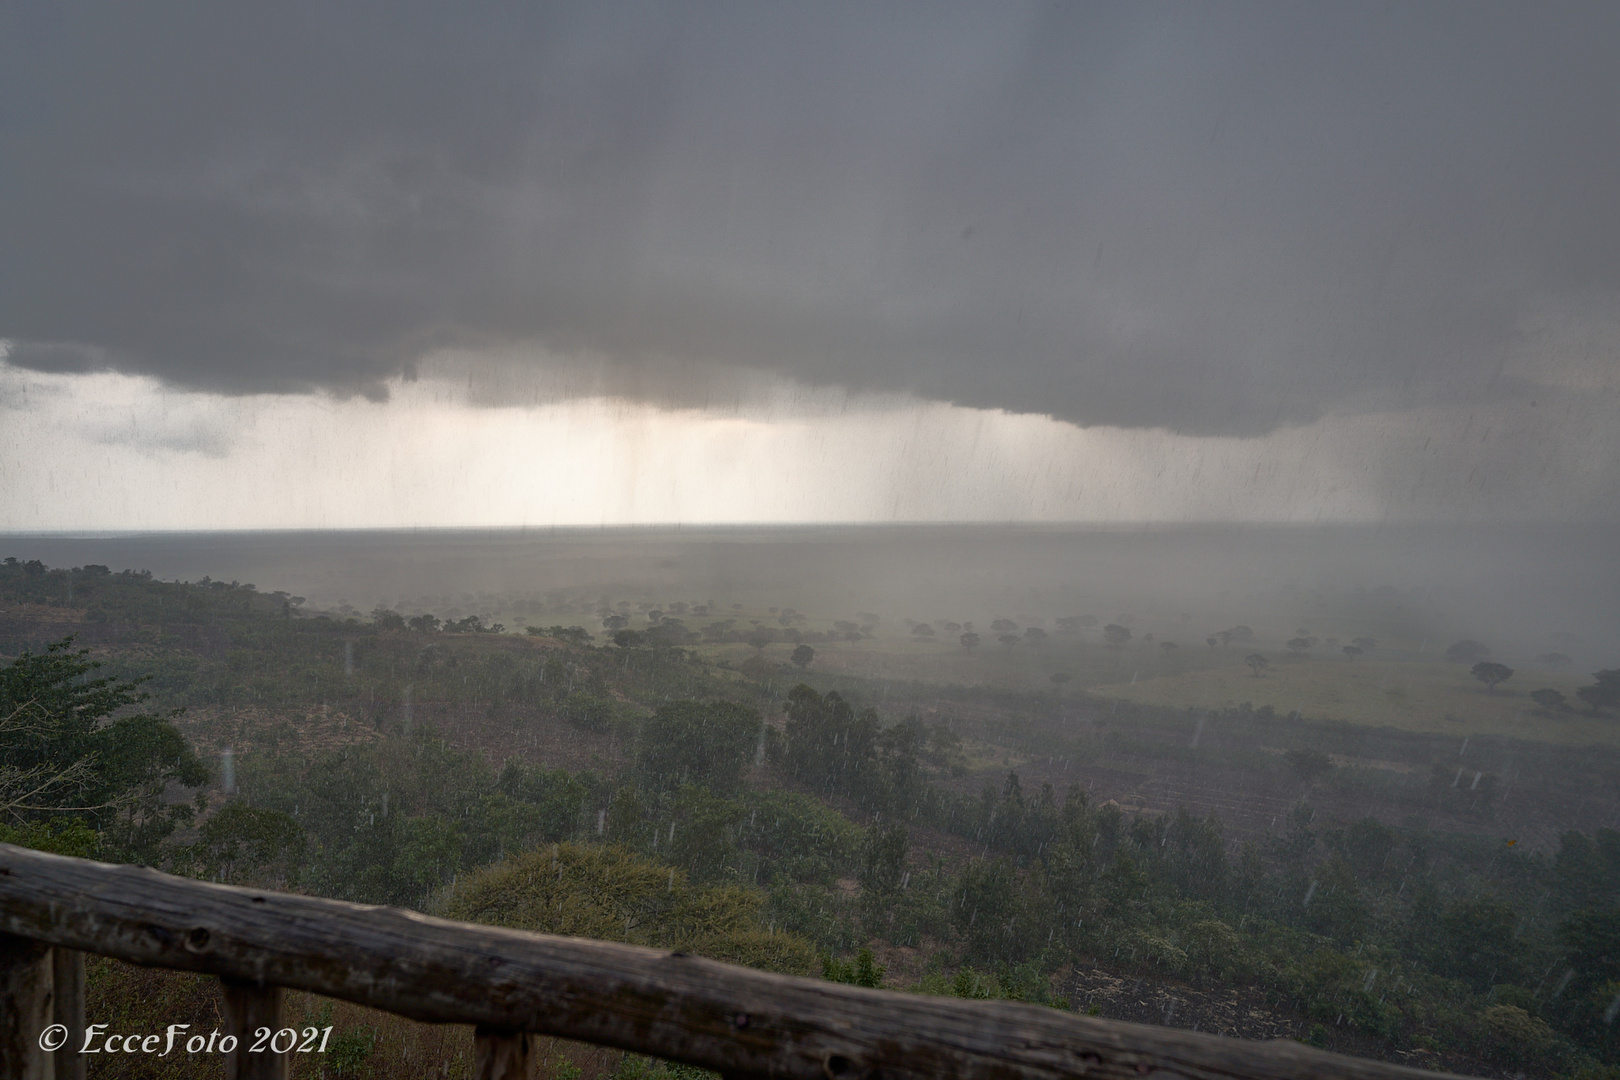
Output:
426,700,632,775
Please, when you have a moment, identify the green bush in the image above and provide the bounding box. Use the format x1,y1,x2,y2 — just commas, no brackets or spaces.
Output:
823,947,885,988
637,700,761,792
0,819,98,857
441,842,818,975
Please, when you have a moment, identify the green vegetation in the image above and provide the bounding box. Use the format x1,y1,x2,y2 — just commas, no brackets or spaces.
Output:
638,699,761,792
1,636,206,861
442,842,819,975
235,730,599,904
1101,656,1616,746
4,555,1620,1078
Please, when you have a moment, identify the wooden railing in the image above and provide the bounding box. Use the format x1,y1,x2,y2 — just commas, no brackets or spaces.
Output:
0,843,1476,1080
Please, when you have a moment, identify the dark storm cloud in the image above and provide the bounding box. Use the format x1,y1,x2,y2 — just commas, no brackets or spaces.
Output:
2,1,1617,434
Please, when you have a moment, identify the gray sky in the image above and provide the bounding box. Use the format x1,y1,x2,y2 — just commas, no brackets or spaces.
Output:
2,1,1618,525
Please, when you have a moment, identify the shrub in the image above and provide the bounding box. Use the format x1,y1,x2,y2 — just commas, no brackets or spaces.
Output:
441,842,817,975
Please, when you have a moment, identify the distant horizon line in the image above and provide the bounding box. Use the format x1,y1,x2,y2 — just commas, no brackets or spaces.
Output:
5,519,1618,539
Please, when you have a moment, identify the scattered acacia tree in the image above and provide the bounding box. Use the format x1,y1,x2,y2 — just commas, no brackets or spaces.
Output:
790,644,815,669
1285,748,1333,782
613,628,643,649
1246,653,1270,677
371,608,406,631
1206,636,1218,650
989,619,1018,635
1445,639,1492,664
1530,688,1569,715
1159,641,1177,655
1049,672,1072,696
1023,627,1047,644
644,619,695,647
1351,637,1378,652
1575,669,1620,714
1342,645,1363,660
541,626,593,646
1286,636,1318,656
1537,652,1573,668
997,634,1021,649
1471,661,1514,694
959,632,980,650
1103,624,1132,647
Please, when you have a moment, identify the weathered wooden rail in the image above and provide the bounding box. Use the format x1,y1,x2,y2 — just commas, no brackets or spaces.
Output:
0,843,1476,1080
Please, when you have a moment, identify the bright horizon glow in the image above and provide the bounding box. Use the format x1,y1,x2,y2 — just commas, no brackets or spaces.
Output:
1,354,1615,530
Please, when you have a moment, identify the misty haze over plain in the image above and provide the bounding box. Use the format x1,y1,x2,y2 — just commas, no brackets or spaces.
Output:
6,525,1616,666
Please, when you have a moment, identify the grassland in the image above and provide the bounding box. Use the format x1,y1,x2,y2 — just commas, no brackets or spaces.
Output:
1094,654,1615,746
693,629,1616,747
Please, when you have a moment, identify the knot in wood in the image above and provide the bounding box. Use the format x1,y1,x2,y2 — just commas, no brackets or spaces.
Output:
823,1052,857,1080
184,926,211,953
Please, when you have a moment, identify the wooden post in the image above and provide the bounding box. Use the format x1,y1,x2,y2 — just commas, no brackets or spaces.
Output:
51,948,84,1080
475,1027,533,1080
222,978,286,1080
0,933,53,1080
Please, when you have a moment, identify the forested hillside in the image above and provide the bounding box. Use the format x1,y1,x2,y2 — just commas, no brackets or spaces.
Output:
3,556,1618,1080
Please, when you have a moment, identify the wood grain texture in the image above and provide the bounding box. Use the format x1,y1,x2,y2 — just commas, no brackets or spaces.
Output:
51,948,85,1080
474,1027,533,1080
222,979,287,1080
0,843,1480,1080
0,932,53,1080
